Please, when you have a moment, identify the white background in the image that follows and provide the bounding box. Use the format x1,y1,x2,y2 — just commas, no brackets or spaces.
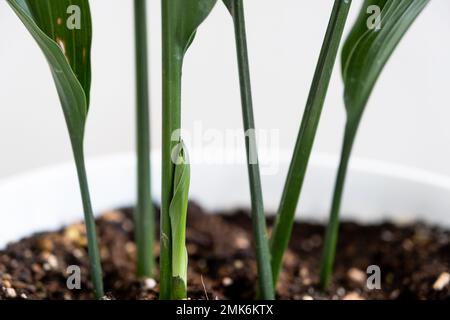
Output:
0,0,449,179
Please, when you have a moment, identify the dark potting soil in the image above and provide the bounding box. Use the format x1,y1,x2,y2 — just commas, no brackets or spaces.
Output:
0,202,449,300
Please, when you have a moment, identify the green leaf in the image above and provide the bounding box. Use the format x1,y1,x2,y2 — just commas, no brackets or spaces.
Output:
269,0,352,289
160,0,217,299
169,142,190,300
8,0,92,144
342,0,429,122
7,0,104,298
319,0,429,289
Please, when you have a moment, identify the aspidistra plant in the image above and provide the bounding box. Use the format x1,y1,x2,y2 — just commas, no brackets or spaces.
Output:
268,0,352,288
319,0,430,289
223,0,275,300
7,0,104,298
160,0,217,300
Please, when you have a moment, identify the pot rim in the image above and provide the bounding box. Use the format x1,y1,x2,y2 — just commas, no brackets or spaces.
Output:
1,150,450,248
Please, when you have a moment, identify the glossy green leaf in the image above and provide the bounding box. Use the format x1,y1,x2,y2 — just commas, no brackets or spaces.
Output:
319,0,429,288
160,0,217,299
7,0,103,298
8,0,91,143
169,142,190,300
342,0,429,122
269,0,352,289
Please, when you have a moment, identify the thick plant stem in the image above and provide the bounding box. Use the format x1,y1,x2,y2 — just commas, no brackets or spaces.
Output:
160,0,182,299
229,0,274,299
134,0,155,278
73,146,104,299
269,0,352,286
319,124,357,289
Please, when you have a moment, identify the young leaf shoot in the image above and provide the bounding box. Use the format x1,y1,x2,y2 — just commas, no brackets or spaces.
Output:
161,0,217,299
319,0,430,289
169,142,190,300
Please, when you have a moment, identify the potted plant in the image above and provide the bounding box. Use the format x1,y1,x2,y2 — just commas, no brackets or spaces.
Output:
1,0,449,300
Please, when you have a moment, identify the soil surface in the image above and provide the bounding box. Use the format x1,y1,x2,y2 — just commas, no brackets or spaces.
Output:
1,202,449,300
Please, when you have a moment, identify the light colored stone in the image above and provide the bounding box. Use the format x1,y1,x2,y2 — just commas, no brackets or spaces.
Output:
102,210,123,222
72,248,84,258
302,295,314,300
283,250,297,267
5,287,17,298
235,236,250,249
144,278,157,290
222,277,233,286
47,254,59,269
433,272,450,291
233,260,244,269
125,242,136,254
347,267,366,284
64,224,87,247
337,287,346,296
343,292,364,300
299,267,312,285
3,280,11,288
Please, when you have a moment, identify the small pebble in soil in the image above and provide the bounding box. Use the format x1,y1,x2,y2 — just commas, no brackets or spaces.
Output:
234,236,250,249
125,242,136,254
347,268,366,284
233,260,244,269
63,224,87,247
143,278,157,290
343,292,364,300
72,248,84,258
433,272,450,291
46,254,59,270
5,287,17,298
102,211,123,223
299,267,312,286
222,277,233,286
336,287,346,297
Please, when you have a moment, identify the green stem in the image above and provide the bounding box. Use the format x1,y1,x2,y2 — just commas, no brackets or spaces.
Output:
134,0,155,278
319,123,357,289
160,0,182,299
229,0,274,300
269,0,352,286
73,145,104,299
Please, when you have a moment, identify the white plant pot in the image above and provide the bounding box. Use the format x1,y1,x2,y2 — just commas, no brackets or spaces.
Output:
1,150,450,248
